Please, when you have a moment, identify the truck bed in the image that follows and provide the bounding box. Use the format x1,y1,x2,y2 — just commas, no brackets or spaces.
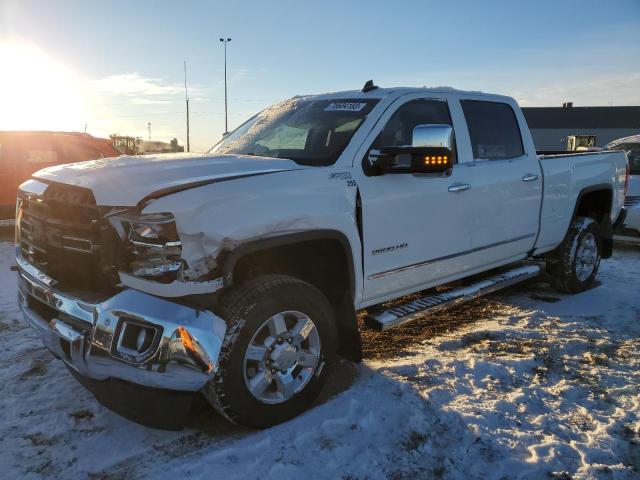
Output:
534,150,627,254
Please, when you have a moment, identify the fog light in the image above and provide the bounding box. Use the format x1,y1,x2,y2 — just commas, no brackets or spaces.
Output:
114,319,160,362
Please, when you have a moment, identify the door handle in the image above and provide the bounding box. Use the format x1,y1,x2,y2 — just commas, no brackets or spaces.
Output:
448,183,470,192
522,174,539,182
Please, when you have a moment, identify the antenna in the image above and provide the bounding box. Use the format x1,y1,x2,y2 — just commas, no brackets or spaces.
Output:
184,60,190,152
362,80,378,93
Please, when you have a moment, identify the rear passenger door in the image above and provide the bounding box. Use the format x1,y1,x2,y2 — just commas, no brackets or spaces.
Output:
457,98,542,266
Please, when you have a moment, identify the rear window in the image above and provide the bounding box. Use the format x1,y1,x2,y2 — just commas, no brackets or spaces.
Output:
603,142,640,175
25,148,58,164
12,136,60,164
59,139,106,162
461,100,524,160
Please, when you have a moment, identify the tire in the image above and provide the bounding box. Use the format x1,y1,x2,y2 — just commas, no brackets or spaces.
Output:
204,274,337,428
547,216,601,293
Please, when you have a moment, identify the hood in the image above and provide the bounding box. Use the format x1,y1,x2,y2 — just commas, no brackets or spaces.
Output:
32,152,305,206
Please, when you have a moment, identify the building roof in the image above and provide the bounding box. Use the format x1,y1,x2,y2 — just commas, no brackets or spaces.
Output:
522,106,640,129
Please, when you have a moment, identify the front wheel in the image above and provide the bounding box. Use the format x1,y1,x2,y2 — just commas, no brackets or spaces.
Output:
547,216,601,293
204,274,337,428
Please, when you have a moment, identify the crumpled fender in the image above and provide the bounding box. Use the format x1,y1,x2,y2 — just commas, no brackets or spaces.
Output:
140,168,363,302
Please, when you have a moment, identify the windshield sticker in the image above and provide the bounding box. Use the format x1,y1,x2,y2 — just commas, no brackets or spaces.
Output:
324,102,367,112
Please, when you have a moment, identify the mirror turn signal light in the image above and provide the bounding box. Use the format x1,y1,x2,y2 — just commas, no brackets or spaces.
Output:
423,155,449,166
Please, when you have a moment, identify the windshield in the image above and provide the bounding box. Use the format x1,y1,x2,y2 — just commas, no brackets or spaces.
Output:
210,98,379,166
603,142,640,175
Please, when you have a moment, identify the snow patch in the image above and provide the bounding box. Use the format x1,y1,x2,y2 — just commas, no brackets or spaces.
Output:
0,242,639,478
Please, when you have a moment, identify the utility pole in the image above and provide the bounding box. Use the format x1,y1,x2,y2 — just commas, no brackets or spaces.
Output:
219,37,231,135
184,60,190,152
148,122,151,141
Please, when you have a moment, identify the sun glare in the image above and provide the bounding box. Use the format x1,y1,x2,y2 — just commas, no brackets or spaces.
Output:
0,41,88,132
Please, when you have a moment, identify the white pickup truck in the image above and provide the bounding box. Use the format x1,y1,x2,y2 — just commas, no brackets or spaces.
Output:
15,83,628,429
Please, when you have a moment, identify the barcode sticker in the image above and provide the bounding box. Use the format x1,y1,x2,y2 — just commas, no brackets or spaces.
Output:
324,102,367,112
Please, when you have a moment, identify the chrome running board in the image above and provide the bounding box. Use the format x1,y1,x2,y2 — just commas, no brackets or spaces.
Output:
365,264,540,331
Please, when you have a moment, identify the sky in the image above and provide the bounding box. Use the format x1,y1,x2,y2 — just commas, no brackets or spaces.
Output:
0,0,639,152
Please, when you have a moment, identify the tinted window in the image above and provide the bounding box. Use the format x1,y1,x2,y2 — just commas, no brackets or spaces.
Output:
461,100,524,160
16,136,60,164
25,148,58,164
374,99,453,148
60,139,106,162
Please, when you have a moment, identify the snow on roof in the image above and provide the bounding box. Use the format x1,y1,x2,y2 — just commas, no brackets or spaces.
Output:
295,85,503,101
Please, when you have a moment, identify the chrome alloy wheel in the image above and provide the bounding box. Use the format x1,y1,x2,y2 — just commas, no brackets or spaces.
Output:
243,311,321,404
575,232,598,281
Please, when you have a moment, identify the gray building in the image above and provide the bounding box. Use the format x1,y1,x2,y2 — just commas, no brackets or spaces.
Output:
522,105,640,151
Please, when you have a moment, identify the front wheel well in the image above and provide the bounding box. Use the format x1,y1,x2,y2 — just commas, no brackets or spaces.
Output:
221,235,362,362
231,238,350,303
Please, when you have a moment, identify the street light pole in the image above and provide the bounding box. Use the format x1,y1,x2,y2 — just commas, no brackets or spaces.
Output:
184,60,190,152
219,37,231,135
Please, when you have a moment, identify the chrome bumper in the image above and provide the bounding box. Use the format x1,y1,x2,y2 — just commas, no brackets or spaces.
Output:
16,255,226,392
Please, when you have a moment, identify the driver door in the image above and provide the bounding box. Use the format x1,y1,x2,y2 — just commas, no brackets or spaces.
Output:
354,96,474,304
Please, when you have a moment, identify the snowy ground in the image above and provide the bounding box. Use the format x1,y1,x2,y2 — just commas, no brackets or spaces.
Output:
0,238,638,480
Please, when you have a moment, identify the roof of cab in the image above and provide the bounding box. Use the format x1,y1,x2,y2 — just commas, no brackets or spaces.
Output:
296,85,513,102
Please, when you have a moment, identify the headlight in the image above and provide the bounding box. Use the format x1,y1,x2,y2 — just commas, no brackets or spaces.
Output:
116,212,184,281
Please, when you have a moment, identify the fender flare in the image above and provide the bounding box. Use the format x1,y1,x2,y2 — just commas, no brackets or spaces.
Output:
218,229,357,299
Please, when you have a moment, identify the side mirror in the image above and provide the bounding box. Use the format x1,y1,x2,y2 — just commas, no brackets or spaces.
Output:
412,124,454,149
369,124,454,175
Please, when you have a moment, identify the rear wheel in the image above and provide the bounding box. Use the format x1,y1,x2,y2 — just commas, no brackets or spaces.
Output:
547,216,601,293
204,274,337,428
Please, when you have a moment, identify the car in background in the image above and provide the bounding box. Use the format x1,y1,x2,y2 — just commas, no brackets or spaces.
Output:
602,134,640,242
0,131,121,219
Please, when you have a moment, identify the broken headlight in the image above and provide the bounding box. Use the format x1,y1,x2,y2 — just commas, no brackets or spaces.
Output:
117,212,184,281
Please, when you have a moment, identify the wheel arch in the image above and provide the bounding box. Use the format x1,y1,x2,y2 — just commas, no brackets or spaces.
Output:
570,184,614,258
217,230,362,362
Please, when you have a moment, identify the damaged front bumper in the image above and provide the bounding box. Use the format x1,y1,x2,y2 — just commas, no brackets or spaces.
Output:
16,255,227,425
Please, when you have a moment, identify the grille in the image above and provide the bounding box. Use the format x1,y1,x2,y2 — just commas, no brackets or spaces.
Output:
18,182,121,293
624,195,640,207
